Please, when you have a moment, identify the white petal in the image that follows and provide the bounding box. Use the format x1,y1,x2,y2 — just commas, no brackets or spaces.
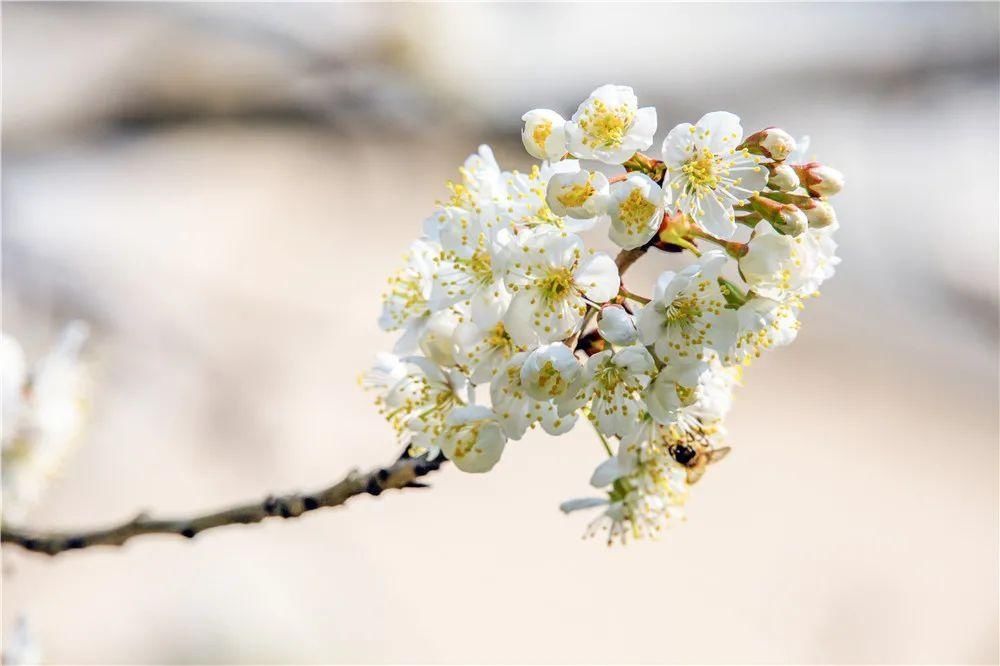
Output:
696,195,738,240
590,456,626,488
575,254,620,303
627,106,657,150
559,497,609,514
597,305,638,345
661,122,696,166
696,111,744,152
503,290,541,347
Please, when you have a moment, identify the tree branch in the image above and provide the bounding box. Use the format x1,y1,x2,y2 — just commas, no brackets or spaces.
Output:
1,449,446,557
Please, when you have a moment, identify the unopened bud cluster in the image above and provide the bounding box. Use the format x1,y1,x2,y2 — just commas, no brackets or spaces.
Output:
365,84,843,544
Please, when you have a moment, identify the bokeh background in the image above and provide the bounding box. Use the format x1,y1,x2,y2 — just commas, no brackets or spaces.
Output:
2,3,998,664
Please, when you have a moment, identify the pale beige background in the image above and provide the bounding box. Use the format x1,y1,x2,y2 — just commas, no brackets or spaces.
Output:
2,3,998,664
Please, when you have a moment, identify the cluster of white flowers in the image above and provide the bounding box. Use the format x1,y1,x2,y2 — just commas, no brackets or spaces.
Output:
2,322,91,523
365,85,843,544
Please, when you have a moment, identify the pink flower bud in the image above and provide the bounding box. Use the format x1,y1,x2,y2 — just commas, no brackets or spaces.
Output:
794,162,844,197
742,127,797,161
767,163,799,192
800,198,837,229
750,195,807,236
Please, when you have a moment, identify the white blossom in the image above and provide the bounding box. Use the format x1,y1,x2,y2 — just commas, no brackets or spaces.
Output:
802,224,841,289
373,355,465,455
607,173,664,250
520,342,582,402
635,250,737,365
503,229,619,346
565,85,657,164
662,111,767,239
2,323,90,522
430,228,512,329
1,334,28,444
768,163,800,192
567,424,690,545
646,353,739,432
378,239,440,353
731,297,801,364
417,307,465,368
490,353,576,440
569,345,656,439
739,221,819,301
455,321,521,384
521,109,568,161
545,168,609,220
435,405,507,473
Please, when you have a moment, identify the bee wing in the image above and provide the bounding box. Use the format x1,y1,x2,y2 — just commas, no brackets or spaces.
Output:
707,447,731,465
686,466,706,484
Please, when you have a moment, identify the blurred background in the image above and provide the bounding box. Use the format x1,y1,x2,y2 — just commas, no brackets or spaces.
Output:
2,3,997,664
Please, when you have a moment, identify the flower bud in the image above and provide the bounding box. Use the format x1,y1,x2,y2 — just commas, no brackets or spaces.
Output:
799,198,837,229
793,162,844,197
597,304,638,345
767,163,799,192
742,127,797,161
750,195,807,236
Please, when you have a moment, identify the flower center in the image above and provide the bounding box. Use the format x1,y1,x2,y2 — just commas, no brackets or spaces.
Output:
675,384,696,406
536,360,568,397
446,181,474,209
532,119,553,151
485,322,513,351
468,248,493,284
557,181,596,209
618,188,656,229
449,422,483,459
594,362,626,393
665,295,702,324
682,148,721,190
579,100,633,148
538,266,575,303
386,271,426,316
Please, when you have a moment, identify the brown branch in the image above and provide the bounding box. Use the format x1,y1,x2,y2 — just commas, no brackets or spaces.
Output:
1,449,445,557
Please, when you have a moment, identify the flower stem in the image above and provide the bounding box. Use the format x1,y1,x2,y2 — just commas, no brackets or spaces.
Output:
619,287,651,305
590,418,614,457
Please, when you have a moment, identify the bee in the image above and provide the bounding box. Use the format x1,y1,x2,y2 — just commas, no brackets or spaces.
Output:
668,435,731,484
